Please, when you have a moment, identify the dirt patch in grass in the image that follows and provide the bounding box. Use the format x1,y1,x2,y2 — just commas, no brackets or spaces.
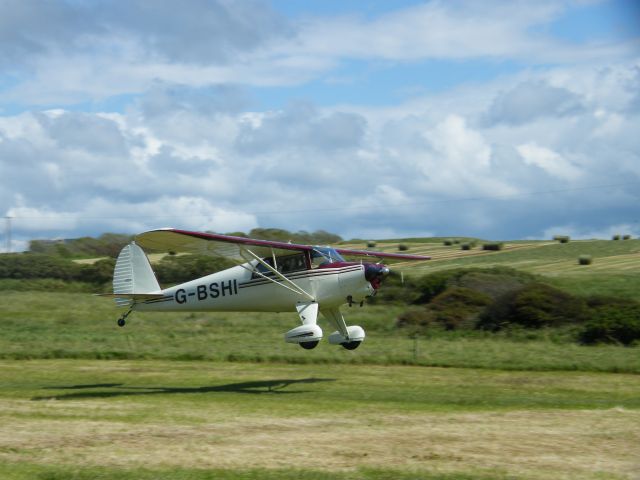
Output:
1,408,638,479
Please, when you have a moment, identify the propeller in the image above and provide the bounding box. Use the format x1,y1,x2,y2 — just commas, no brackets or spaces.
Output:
364,263,390,289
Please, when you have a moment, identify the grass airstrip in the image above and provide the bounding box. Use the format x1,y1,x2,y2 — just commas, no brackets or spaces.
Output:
0,237,639,479
1,360,639,480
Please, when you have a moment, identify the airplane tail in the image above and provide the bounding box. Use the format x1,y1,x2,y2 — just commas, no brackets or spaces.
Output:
112,241,161,306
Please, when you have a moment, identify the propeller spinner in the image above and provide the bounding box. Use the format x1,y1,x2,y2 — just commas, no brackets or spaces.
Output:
364,263,390,289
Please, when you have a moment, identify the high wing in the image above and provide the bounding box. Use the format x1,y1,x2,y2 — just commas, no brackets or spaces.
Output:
135,228,430,262
334,247,430,262
135,228,314,260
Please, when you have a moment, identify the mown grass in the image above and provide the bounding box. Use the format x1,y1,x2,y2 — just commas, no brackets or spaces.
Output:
398,239,640,272
5,360,637,411
0,463,515,480
0,292,638,373
0,360,638,480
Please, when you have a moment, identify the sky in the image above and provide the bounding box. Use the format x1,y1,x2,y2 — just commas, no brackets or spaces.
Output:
1,0,639,250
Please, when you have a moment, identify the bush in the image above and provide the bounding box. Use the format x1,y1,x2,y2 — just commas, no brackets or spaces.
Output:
482,242,504,251
411,271,452,304
553,235,570,243
478,283,590,331
367,241,377,248
77,258,116,284
612,234,621,241
578,255,593,265
461,243,472,250
623,235,632,240
0,254,82,281
449,268,535,299
0,254,116,284
398,244,409,251
397,287,492,331
580,302,640,345
29,233,133,258
396,307,432,329
403,267,535,306
443,239,453,246
427,287,493,330
368,271,420,305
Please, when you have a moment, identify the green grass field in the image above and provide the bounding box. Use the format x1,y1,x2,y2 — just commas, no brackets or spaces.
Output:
1,237,639,479
0,360,638,480
1,292,638,373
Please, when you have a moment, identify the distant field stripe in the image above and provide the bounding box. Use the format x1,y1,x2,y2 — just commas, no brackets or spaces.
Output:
526,254,640,274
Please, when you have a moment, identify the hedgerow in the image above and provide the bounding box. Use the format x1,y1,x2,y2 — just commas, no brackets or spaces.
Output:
580,298,640,345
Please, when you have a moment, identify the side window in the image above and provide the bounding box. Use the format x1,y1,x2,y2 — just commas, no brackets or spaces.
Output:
279,254,307,273
252,257,275,279
251,254,307,278
311,254,325,269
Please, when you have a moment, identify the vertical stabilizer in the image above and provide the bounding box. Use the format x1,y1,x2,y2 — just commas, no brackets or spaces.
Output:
113,242,161,306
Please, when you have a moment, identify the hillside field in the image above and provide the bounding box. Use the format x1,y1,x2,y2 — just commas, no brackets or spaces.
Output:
341,238,640,299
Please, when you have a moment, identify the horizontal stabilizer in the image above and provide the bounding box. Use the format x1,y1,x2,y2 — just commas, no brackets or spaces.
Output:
95,293,166,300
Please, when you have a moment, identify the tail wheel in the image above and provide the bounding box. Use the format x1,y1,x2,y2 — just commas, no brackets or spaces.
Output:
117,318,126,327
341,341,361,350
300,341,319,350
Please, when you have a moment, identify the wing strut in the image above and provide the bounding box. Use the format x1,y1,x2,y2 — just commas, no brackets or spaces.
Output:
322,308,349,338
239,248,316,302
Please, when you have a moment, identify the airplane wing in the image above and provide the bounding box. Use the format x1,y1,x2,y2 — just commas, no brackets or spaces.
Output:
135,228,314,261
135,228,430,262
333,247,430,262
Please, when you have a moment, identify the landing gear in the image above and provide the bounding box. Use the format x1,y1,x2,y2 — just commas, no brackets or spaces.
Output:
341,341,361,350
116,308,133,328
300,340,320,350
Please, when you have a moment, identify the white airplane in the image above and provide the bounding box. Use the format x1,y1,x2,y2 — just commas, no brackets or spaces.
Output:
102,228,430,350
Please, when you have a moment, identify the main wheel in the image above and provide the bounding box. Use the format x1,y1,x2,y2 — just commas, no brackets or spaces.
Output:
299,340,319,350
117,318,126,327
341,341,361,350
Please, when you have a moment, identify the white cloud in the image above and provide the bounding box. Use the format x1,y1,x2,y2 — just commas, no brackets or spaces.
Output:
485,81,585,126
3,52,640,242
284,1,626,63
516,142,583,181
0,2,639,244
235,102,367,154
6,202,79,232
1,0,636,107
5,196,258,238
403,114,519,198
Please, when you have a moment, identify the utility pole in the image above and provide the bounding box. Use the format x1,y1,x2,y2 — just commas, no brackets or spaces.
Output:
4,216,11,253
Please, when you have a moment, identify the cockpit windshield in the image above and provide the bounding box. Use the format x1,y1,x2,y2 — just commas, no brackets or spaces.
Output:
311,246,345,265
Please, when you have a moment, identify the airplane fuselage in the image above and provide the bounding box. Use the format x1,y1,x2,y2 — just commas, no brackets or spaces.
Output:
134,262,374,313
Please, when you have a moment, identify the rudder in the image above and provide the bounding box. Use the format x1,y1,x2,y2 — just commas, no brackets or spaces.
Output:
113,242,161,306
